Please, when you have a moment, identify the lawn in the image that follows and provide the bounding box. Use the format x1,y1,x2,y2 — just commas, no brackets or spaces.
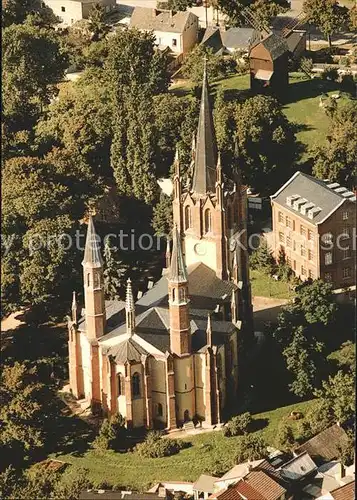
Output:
52,400,315,490
250,269,292,300
171,71,351,160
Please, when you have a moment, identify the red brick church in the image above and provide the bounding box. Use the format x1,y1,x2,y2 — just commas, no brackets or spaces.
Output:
67,66,254,429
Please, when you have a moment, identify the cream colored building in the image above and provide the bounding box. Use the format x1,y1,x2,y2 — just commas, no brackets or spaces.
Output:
129,7,198,55
68,68,253,429
43,0,116,27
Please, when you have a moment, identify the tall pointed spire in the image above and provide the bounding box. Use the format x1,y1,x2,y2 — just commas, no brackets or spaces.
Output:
170,224,188,283
72,291,78,324
206,313,212,347
192,57,218,195
82,216,103,268
125,278,135,334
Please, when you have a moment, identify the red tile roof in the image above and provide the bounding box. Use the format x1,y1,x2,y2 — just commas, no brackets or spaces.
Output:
245,471,286,500
235,480,266,500
213,486,244,500
331,481,355,500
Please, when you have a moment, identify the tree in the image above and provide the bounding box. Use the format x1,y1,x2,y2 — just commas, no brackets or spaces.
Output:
303,0,349,48
282,325,320,398
215,95,297,196
294,279,337,326
88,3,109,41
235,434,268,463
337,430,355,467
327,341,356,374
314,370,355,424
135,431,186,458
311,101,357,188
297,399,333,440
152,194,174,238
107,29,170,203
167,0,195,10
223,412,252,437
250,238,275,274
217,0,290,27
103,238,128,300
0,363,46,466
2,24,69,134
1,0,51,27
93,413,127,451
275,422,296,451
1,151,97,318
181,45,233,87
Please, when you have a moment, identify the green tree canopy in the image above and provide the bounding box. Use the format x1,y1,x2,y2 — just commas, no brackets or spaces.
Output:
2,23,68,135
311,101,357,188
217,0,290,26
235,434,268,463
314,370,355,424
303,0,349,47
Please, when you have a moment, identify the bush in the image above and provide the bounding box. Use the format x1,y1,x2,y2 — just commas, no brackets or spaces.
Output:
321,66,339,81
235,434,268,463
250,238,275,274
224,413,252,437
275,422,296,451
297,400,333,441
92,413,127,451
136,431,187,458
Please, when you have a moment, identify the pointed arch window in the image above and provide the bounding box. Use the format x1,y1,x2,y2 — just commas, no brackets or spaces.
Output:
179,287,185,302
87,273,91,287
172,288,176,302
117,373,123,396
184,205,192,230
204,209,212,234
93,272,101,289
132,372,141,397
157,403,163,417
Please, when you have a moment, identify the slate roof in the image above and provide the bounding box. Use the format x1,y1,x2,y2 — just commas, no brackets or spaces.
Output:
222,27,255,50
82,216,103,268
271,171,356,225
129,7,196,34
192,65,217,194
201,26,224,54
331,480,355,500
294,424,349,462
279,451,317,481
253,32,289,60
105,337,148,363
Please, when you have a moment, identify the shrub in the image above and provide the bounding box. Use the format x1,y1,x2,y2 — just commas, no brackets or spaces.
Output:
224,413,252,437
297,400,333,441
136,431,186,458
92,413,127,451
321,66,339,81
235,434,268,463
275,422,296,451
250,238,275,274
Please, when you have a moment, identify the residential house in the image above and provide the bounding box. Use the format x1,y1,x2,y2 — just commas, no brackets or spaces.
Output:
79,491,171,500
43,0,116,27
302,460,355,499
201,27,255,55
317,480,355,500
279,451,318,483
129,7,198,56
271,172,356,289
193,475,218,500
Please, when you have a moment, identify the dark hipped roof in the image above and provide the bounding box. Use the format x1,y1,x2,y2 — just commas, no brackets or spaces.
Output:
129,7,196,34
222,27,255,49
252,32,289,60
192,66,217,194
271,171,356,225
284,30,306,53
82,216,103,268
294,424,349,462
106,337,148,363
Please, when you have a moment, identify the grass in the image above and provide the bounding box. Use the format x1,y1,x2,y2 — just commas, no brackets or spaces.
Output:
52,400,315,490
250,269,292,300
171,71,352,160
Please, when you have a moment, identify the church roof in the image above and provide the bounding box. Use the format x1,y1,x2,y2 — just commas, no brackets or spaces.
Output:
169,225,188,283
192,63,217,195
82,216,103,268
106,337,148,363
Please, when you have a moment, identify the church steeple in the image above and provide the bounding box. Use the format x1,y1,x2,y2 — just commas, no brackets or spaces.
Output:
168,225,191,356
170,224,188,283
125,278,135,335
82,216,106,339
192,59,218,195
